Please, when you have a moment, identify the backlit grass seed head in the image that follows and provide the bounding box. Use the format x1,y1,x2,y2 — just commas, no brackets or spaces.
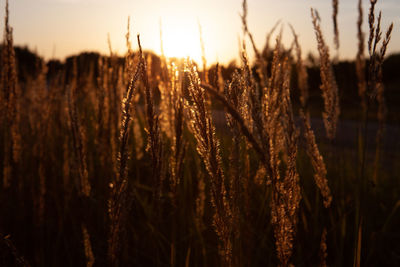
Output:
290,24,309,108
368,0,378,57
138,35,164,197
108,39,143,266
300,109,332,208
268,56,302,266
311,8,340,140
66,60,91,197
2,0,20,189
332,0,339,51
319,228,328,267
82,224,95,267
356,0,367,114
185,60,233,266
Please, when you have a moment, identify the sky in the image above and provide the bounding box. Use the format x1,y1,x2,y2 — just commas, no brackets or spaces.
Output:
1,0,399,64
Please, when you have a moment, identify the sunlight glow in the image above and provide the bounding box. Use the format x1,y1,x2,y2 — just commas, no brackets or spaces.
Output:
5,0,399,64
160,21,203,65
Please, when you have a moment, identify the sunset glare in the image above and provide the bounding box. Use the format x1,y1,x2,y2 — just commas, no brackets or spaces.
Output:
160,20,203,64
2,0,399,64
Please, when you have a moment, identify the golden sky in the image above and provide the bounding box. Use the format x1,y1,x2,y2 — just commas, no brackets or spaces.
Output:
1,0,399,64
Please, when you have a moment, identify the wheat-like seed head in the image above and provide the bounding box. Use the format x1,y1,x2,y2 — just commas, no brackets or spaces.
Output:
185,60,233,266
290,24,309,108
332,0,340,51
300,109,332,208
311,8,340,140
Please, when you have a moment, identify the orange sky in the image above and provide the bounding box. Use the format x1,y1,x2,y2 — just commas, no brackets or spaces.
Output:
1,0,399,64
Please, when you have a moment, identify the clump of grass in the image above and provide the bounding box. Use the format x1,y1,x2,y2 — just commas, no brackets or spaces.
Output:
355,1,394,265
186,61,233,266
267,42,302,267
139,35,164,199
365,0,393,184
67,59,90,197
108,36,142,266
1,0,19,190
0,0,398,266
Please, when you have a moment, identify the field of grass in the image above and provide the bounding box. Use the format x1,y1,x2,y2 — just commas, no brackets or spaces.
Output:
0,0,399,266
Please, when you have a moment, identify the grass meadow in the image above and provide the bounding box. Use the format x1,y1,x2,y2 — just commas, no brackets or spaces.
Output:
1,0,399,266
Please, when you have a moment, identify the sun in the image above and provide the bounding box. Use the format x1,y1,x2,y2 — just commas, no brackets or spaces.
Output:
160,21,203,65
